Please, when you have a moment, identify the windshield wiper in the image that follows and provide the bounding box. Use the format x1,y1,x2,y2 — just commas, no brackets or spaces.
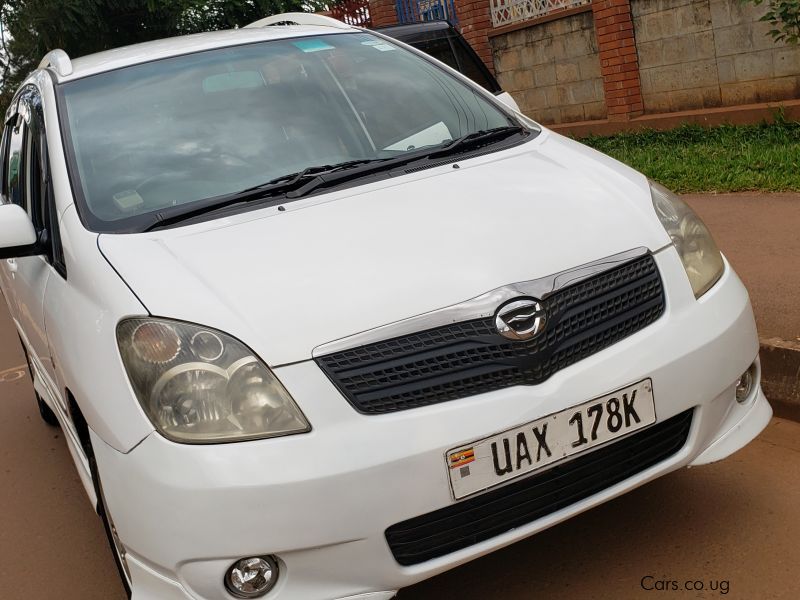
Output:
142,126,527,230
426,125,525,159
142,159,388,231
239,159,382,195
284,126,526,200
146,148,447,230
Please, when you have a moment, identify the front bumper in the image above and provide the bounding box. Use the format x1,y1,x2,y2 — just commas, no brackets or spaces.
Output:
93,247,770,600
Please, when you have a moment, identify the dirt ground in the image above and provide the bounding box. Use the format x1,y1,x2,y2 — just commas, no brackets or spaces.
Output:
685,193,800,342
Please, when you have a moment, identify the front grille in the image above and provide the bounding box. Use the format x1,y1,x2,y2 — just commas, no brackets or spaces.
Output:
316,253,665,414
385,409,693,566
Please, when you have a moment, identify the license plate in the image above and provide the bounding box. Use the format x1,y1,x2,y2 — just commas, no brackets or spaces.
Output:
446,379,656,500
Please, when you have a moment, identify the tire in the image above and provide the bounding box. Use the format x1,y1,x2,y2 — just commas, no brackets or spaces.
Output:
89,451,133,599
18,336,59,427
35,390,60,427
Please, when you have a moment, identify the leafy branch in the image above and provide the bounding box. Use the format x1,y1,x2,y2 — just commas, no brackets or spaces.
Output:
747,0,800,45
0,0,325,116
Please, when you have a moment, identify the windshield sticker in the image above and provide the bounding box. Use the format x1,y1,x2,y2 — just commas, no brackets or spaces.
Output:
361,40,395,51
292,39,335,53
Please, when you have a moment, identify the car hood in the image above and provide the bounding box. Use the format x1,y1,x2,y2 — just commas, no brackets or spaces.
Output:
99,131,672,366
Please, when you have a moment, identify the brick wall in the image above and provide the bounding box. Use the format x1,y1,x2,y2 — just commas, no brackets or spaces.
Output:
632,0,718,112
368,0,800,124
633,0,800,113
455,1,496,74
713,0,800,105
490,11,606,123
368,0,398,27
593,0,643,119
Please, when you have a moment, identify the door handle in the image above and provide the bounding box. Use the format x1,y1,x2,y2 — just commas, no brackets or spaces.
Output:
6,259,18,273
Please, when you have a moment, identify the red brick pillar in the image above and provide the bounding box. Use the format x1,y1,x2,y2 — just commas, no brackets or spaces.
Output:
454,1,495,75
369,0,399,27
592,0,643,121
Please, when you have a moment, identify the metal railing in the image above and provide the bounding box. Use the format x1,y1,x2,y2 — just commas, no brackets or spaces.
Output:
490,0,591,28
395,0,458,26
329,0,372,27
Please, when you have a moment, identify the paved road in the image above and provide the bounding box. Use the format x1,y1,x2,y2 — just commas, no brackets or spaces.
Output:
685,193,800,342
1,193,799,599
0,302,124,599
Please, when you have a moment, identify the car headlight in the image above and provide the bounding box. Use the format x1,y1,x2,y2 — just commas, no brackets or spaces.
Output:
117,318,310,443
649,181,724,298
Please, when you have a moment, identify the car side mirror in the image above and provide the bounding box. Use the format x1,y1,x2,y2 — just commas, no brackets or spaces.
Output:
0,203,40,259
495,91,521,114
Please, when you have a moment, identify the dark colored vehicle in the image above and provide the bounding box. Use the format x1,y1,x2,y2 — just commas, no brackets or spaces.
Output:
249,14,517,109
375,20,501,93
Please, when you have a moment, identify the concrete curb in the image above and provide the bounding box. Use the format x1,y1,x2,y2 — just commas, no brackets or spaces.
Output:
551,99,800,138
760,338,800,422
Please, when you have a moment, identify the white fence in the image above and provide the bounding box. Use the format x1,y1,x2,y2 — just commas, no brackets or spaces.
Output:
490,0,592,28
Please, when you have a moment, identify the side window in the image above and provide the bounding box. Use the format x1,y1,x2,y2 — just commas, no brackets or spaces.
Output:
0,123,9,200
6,114,27,209
451,38,497,93
27,92,67,277
25,120,46,231
415,37,459,71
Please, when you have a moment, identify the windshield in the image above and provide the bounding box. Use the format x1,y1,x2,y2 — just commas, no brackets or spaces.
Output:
59,32,523,232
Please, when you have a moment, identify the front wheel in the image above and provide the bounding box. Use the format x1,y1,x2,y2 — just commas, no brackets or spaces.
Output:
35,390,59,427
18,336,59,427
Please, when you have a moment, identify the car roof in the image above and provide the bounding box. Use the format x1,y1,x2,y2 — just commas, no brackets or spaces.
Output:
57,25,358,83
373,20,454,37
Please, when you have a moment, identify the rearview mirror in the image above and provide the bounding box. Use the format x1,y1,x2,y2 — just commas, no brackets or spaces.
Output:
495,91,521,114
0,203,39,259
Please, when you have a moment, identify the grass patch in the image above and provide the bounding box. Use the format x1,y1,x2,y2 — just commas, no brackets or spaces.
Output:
579,116,800,193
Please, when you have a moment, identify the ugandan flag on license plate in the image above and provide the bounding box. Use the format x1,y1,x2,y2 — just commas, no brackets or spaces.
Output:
448,448,475,469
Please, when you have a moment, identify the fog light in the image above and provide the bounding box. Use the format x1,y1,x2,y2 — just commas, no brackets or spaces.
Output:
224,556,277,598
735,366,755,403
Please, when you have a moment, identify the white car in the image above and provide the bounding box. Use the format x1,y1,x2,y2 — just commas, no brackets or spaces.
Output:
0,13,771,600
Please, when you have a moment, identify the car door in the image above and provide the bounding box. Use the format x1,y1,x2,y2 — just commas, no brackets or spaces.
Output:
0,106,26,319
1,87,61,410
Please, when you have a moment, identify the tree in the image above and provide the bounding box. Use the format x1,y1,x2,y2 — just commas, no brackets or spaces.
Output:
180,0,322,32
747,0,800,45
0,3,13,115
0,0,321,115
